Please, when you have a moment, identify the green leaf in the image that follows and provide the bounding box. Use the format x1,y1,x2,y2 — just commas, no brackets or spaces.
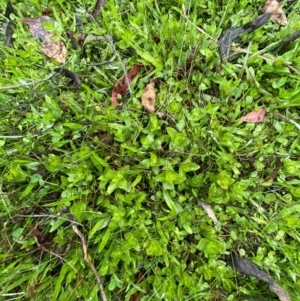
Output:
45,154,62,172
4,165,27,182
19,182,36,198
291,187,300,198
45,94,62,119
96,230,110,255
180,162,200,172
121,143,141,153
89,215,111,239
283,159,300,176
217,171,235,189
167,127,189,150
144,239,164,256
91,152,109,169
197,238,226,257
155,169,186,185
135,49,163,72
163,190,179,213
63,122,83,130
52,264,69,300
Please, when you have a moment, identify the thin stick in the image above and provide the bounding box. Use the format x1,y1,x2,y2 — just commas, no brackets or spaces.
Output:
0,72,56,90
61,207,107,301
91,0,107,19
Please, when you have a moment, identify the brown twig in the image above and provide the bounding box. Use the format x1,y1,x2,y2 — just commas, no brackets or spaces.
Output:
61,207,107,301
91,0,107,19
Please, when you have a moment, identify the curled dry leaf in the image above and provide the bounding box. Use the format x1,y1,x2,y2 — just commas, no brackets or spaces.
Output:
111,63,142,105
199,201,218,226
263,0,287,26
141,81,156,113
240,108,266,123
22,16,66,63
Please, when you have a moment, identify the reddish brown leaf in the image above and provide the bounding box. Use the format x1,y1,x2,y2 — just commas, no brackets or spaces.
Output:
129,291,141,301
240,108,266,123
263,0,287,26
22,16,66,63
111,63,142,105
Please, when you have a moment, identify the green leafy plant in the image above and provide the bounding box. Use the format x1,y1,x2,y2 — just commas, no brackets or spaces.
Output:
1,0,300,300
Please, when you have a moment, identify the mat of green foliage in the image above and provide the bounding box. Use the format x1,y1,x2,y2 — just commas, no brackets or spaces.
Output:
1,0,300,300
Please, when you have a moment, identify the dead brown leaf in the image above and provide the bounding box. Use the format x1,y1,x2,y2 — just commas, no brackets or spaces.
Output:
240,108,266,123
232,256,291,301
22,16,66,63
199,201,218,226
263,0,287,26
269,282,291,301
39,40,66,63
111,63,142,105
141,81,156,113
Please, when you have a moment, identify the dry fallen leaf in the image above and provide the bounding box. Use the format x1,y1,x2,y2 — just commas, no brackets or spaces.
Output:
39,39,66,63
269,282,291,301
111,64,142,105
263,0,287,26
199,201,218,226
240,108,266,123
22,16,66,63
141,81,156,113
232,256,291,301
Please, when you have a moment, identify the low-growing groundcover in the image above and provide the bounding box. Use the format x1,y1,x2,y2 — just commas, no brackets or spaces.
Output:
1,0,300,300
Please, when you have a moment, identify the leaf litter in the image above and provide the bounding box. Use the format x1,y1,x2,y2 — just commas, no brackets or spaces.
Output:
240,108,266,123
141,81,156,113
22,16,67,63
263,0,288,26
199,201,218,226
231,256,291,301
111,63,142,105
